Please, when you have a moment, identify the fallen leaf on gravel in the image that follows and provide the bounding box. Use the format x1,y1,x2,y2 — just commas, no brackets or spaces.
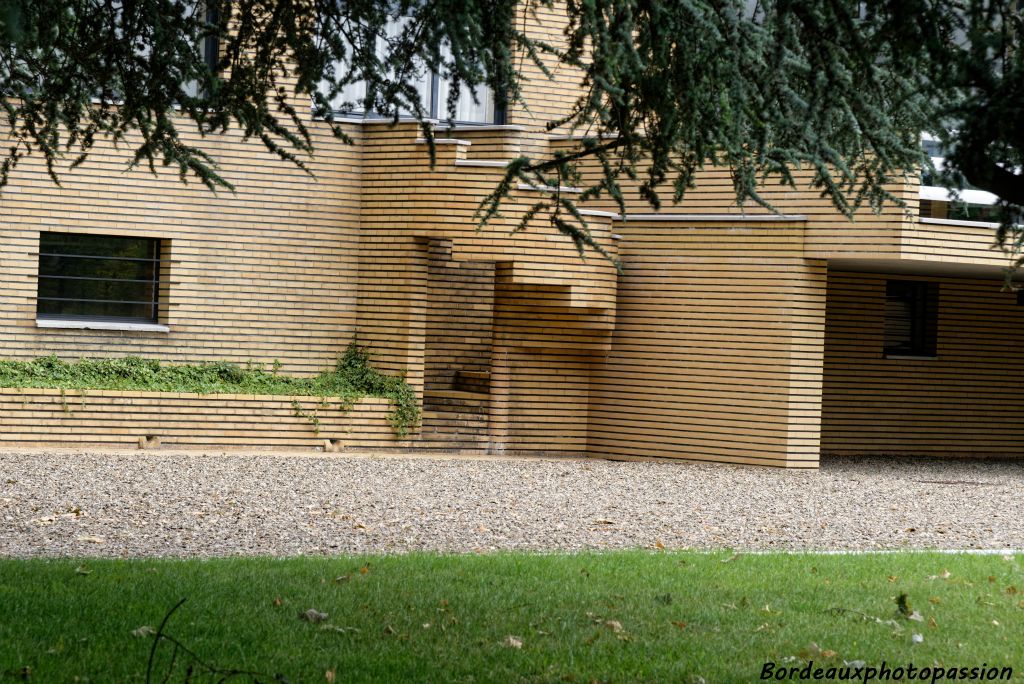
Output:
132,626,155,638
504,635,523,649
593,519,615,525
300,609,329,623
77,535,105,544
654,540,665,550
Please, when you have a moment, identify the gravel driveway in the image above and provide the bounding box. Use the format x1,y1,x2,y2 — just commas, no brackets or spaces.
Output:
1,450,1022,557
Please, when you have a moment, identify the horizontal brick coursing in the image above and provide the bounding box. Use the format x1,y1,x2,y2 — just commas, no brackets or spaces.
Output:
0,389,405,450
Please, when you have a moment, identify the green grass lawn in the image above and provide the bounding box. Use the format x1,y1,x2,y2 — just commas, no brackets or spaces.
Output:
1,552,1022,682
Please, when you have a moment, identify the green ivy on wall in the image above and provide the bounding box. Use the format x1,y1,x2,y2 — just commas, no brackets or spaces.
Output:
0,342,420,437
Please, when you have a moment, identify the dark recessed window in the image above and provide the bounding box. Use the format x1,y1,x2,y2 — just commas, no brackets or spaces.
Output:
37,232,162,323
884,280,938,357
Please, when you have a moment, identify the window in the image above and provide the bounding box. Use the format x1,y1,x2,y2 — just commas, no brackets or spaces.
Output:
884,280,938,357
321,18,503,124
37,232,164,323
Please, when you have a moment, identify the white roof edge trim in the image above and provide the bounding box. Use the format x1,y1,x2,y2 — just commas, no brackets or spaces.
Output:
576,209,621,219
620,213,808,222
919,184,999,206
454,160,509,168
919,217,1001,229
516,182,584,194
415,137,471,146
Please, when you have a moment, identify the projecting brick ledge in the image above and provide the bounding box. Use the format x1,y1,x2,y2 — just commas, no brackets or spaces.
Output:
0,388,410,450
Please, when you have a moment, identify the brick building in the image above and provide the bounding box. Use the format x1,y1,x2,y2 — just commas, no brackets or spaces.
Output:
2,5,1020,467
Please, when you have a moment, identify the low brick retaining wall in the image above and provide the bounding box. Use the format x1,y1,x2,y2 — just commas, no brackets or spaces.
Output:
0,388,409,450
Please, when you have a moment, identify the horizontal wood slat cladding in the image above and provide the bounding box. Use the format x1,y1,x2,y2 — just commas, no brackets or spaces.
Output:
0,123,363,378
587,222,827,468
0,389,404,450
822,271,1024,457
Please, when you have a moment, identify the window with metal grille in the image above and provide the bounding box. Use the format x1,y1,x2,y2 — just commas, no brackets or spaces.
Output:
884,280,938,357
37,232,163,323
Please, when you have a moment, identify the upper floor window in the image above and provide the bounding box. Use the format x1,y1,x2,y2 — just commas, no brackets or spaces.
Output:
37,232,164,323
320,18,502,125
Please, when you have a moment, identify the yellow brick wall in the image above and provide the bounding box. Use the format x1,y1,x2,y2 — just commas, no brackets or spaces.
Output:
0,123,363,377
822,270,1024,456
587,221,827,468
0,389,403,450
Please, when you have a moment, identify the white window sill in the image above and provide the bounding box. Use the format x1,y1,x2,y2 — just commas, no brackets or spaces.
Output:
36,319,170,333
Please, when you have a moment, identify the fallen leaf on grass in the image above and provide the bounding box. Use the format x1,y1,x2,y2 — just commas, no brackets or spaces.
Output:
272,597,282,607
131,626,155,638
671,621,687,630
504,635,523,649
321,625,360,634
325,669,336,683
604,620,623,633
821,650,837,659
359,564,370,575
74,566,91,576
907,611,924,622
720,553,739,563
912,634,924,644
300,609,329,624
